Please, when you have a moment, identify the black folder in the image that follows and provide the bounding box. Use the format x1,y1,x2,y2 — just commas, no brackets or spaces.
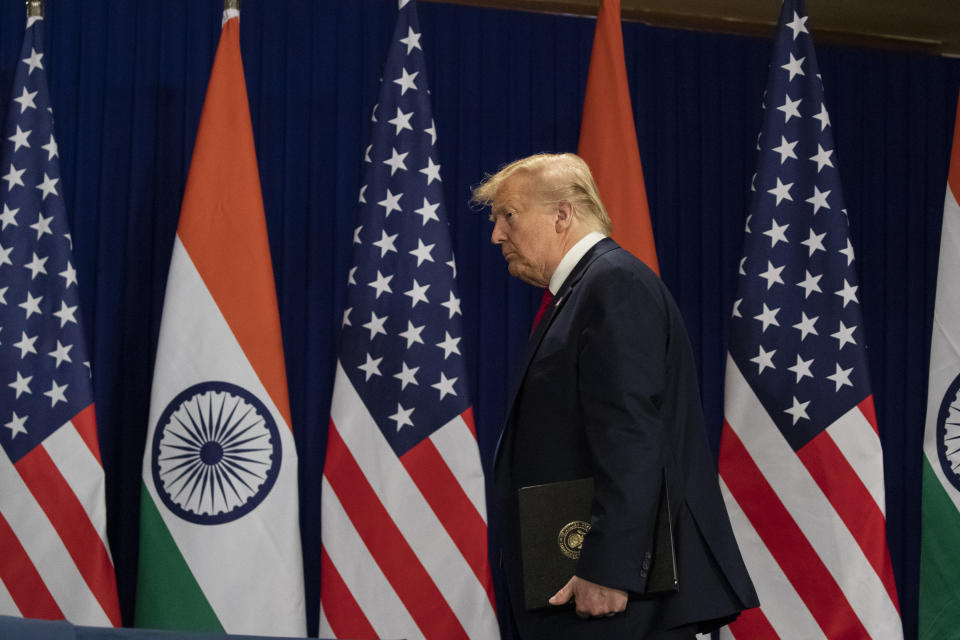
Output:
517,475,677,610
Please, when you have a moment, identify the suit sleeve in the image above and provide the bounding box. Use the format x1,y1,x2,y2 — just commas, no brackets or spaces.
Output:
574,265,669,594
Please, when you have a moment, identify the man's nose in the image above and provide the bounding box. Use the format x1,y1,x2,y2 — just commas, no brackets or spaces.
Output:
490,219,505,245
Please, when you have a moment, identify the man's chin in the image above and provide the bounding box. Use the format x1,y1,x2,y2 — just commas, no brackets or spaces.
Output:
509,266,543,288
507,263,526,280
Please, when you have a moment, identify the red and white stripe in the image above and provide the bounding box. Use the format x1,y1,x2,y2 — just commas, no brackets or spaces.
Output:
0,405,121,626
319,362,498,640
719,357,901,639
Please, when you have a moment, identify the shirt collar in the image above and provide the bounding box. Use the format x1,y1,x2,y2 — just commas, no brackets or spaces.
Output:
548,231,606,295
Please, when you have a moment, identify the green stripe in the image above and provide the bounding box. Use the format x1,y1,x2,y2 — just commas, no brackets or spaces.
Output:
920,458,960,639
135,483,223,632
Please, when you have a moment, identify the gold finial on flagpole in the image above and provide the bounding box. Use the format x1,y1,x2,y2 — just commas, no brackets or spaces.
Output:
26,0,43,18
224,0,240,11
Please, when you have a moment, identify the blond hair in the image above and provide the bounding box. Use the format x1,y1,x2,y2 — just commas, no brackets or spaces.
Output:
470,153,612,235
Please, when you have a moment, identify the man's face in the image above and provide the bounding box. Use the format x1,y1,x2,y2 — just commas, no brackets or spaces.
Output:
489,175,557,288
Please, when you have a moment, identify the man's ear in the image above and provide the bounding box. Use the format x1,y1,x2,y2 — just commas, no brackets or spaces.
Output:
555,200,573,232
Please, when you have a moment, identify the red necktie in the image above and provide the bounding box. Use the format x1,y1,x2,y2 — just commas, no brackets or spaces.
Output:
531,289,555,334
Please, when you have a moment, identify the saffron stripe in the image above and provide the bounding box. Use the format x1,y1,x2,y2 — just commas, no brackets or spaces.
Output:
0,510,62,619
719,423,869,638
797,430,900,610
401,436,496,608
320,545,377,640
71,404,102,466
15,446,122,626
174,14,293,431
324,422,469,640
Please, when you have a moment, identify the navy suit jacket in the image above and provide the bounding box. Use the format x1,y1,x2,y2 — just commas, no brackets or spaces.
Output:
493,238,758,639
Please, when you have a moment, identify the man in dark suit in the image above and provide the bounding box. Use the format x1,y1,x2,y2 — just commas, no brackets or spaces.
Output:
472,153,758,639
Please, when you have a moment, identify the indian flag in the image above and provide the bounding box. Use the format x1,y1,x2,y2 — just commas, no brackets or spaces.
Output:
920,93,960,639
134,8,305,636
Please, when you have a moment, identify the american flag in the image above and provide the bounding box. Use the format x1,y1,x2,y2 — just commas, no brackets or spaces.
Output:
0,14,121,626
318,2,498,639
718,0,903,637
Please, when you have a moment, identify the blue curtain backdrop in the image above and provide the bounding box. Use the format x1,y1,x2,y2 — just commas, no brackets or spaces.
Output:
0,0,957,637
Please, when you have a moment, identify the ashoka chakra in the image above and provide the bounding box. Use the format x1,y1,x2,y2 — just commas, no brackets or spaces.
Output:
936,372,960,494
151,381,281,525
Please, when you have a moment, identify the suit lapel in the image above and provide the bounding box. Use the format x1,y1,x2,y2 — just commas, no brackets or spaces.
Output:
494,238,620,467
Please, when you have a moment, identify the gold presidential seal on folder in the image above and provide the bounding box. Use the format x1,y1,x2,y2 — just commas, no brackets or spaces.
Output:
558,520,591,559
518,475,677,610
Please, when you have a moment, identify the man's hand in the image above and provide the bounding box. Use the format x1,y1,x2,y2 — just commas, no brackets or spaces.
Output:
548,575,628,618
